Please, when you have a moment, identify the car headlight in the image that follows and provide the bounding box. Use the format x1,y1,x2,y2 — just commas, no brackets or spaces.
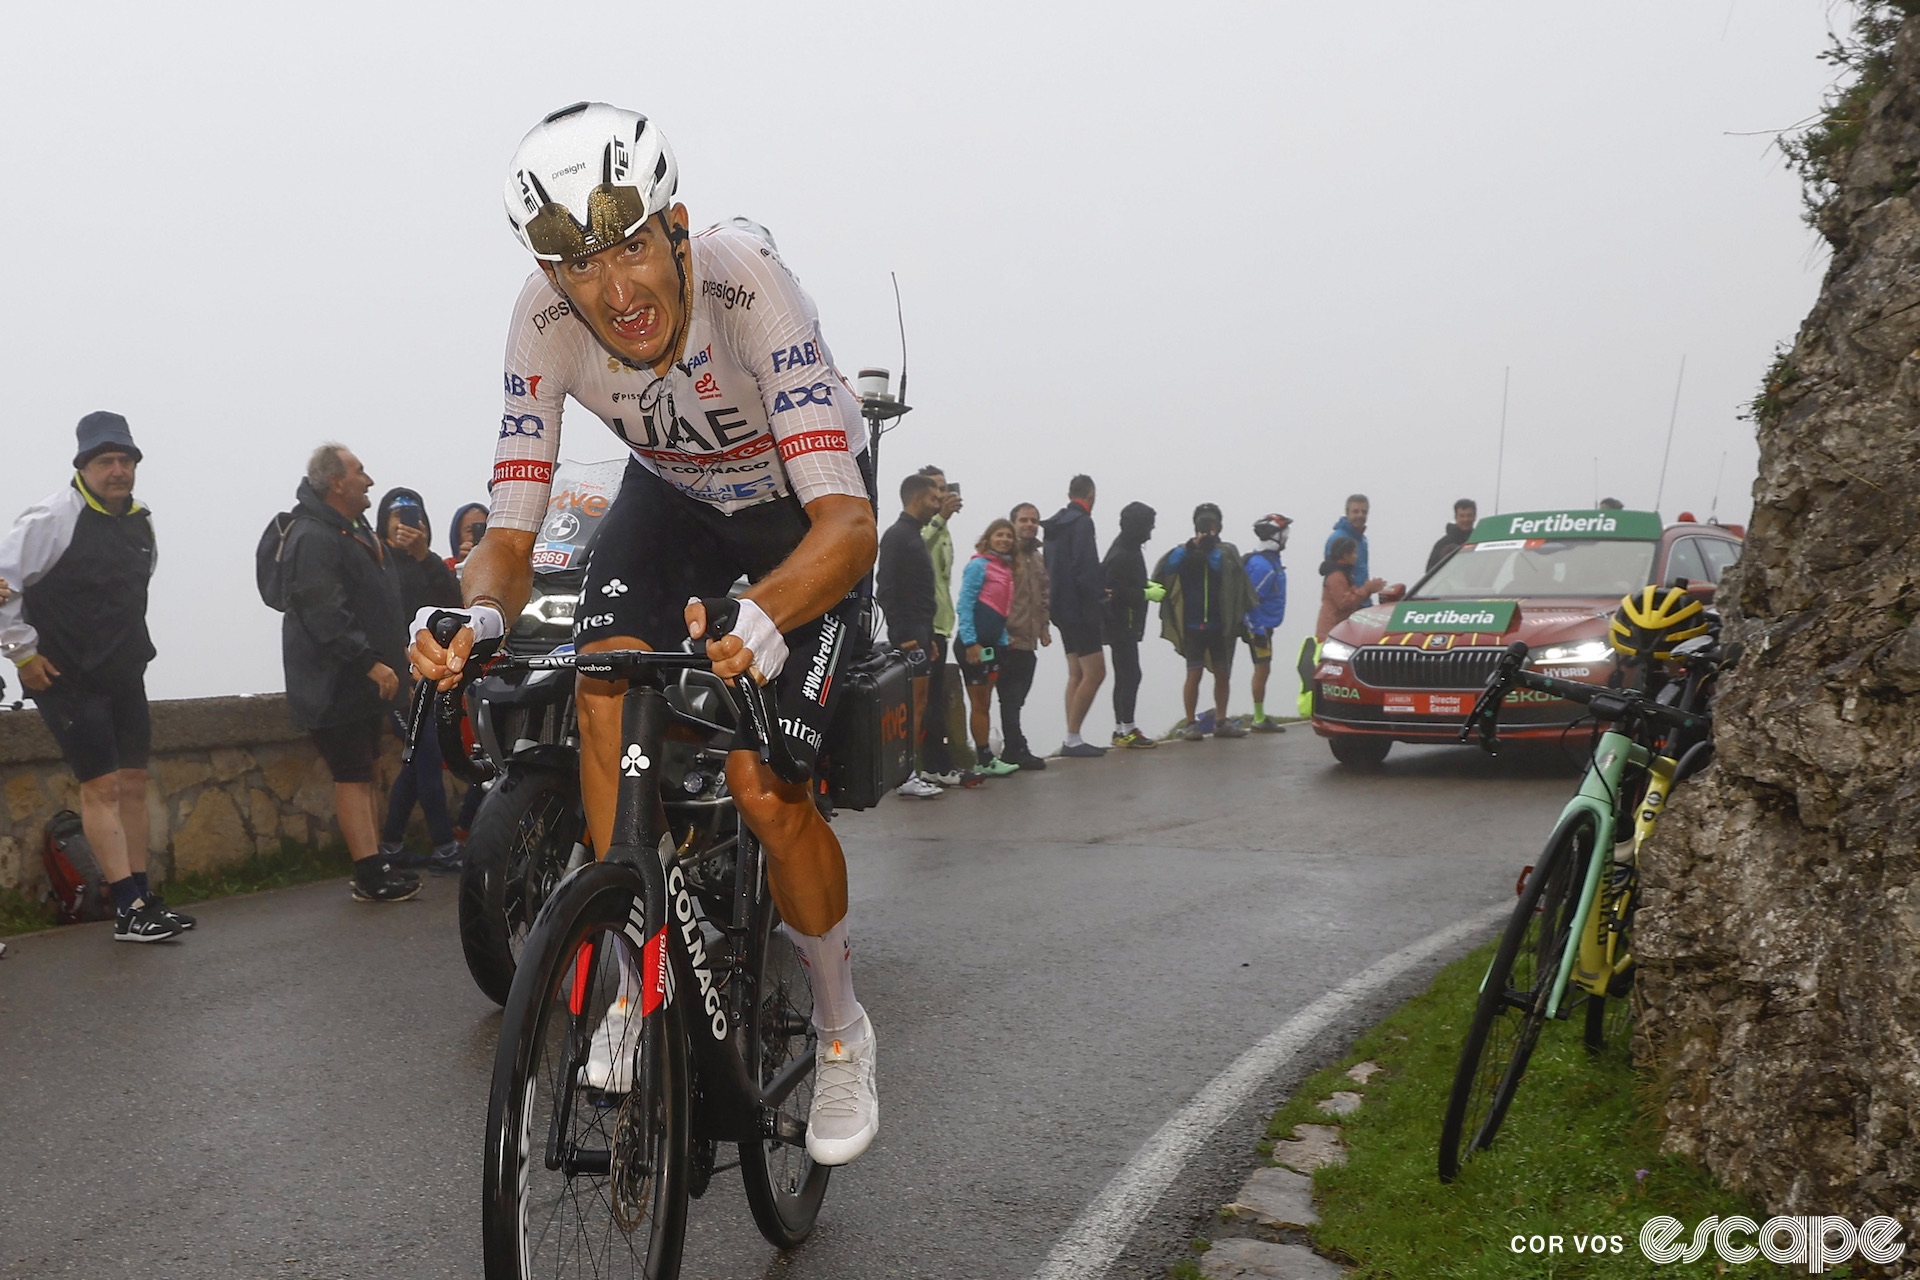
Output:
1533,640,1613,665
1321,638,1358,661
523,593,577,623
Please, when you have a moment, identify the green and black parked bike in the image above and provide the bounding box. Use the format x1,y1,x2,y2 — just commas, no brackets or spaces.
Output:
1437,587,1738,1182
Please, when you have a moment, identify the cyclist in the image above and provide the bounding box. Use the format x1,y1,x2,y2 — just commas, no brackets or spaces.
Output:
407,103,880,1166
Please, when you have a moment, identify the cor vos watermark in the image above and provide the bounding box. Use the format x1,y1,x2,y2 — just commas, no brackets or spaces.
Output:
1510,1215,1906,1270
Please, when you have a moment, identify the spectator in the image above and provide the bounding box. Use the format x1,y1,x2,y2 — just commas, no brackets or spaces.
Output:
999,502,1051,771
1154,503,1252,741
1298,535,1384,715
875,474,945,799
916,465,965,784
279,444,419,903
1243,512,1291,733
1102,501,1162,749
1599,496,1625,511
1043,474,1107,758
375,488,465,871
447,501,488,571
0,412,190,942
1324,494,1376,601
1426,499,1477,572
955,519,1021,776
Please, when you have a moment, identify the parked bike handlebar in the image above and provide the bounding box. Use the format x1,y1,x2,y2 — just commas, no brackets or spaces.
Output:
1459,640,1714,754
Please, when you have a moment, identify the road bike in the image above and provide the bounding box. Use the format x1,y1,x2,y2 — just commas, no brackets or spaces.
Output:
416,617,832,1279
1435,633,1736,1182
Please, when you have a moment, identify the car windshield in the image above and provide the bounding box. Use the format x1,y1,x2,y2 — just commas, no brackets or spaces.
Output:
1413,539,1656,599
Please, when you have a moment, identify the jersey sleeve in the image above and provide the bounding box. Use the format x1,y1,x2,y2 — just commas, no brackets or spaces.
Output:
703,231,870,507
488,273,575,533
0,488,81,665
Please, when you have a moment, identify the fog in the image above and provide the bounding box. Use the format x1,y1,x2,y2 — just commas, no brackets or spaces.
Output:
2,1,1837,748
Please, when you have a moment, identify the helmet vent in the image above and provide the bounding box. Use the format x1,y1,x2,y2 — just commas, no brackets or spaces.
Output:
544,101,591,124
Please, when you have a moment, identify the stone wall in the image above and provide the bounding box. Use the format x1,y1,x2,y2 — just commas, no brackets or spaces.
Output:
0,694,450,896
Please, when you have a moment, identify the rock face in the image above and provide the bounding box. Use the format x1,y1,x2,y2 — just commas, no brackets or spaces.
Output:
1637,13,1920,1224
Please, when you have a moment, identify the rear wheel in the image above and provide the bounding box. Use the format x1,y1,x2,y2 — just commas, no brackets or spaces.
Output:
1328,735,1392,768
460,766,585,1006
1437,812,1590,1180
738,865,830,1248
482,862,689,1280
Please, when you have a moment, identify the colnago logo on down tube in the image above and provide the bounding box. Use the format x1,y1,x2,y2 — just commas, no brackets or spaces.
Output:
667,864,728,1039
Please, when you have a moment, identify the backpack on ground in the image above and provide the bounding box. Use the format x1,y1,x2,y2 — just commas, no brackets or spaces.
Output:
256,511,300,610
42,809,112,924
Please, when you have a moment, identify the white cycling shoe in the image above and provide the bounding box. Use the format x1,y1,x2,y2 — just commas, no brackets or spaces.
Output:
581,997,641,1093
806,1014,879,1166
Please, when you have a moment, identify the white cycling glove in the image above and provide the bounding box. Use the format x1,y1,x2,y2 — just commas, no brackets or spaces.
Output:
694,596,789,682
411,604,505,648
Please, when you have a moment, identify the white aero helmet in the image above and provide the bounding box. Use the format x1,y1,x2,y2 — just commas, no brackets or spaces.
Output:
505,102,678,261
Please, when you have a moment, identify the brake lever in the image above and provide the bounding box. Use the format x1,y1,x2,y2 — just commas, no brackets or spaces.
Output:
698,596,809,786
404,613,471,766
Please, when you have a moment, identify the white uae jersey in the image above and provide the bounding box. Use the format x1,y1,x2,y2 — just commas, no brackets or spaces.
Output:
487,225,869,531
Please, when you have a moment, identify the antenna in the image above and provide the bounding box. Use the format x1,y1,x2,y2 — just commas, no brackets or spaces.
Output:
1494,366,1510,512
1654,355,1687,513
892,272,909,413
1593,457,1599,508
1710,449,1727,519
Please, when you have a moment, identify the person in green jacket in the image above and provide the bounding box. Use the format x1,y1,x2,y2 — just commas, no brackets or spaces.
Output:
916,465,966,781
1153,503,1253,741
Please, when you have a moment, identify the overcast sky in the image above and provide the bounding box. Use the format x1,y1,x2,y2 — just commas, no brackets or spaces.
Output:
1,1,1842,741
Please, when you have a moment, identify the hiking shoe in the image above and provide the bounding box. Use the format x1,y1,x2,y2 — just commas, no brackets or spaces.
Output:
426,841,465,876
582,997,642,1093
979,756,1021,777
350,861,421,903
1005,748,1048,771
896,775,944,799
114,900,184,943
1249,718,1288,734
143,890,196,930
923,769,965,788
807,1014,879,1166
1216,721,1250,739
1179,723,1208,742
1111,730,1159,749
1058,741,1107,758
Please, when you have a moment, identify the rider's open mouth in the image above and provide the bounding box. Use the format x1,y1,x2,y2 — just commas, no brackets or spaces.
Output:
610,306,659,343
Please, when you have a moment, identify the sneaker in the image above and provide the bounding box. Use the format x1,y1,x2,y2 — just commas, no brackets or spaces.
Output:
426,841,465,876
957,769,988,788
382,840,429,870
1111,730,1159,750
1249,717,1288,734
114,900,184,943
923,770,965,788
582,997,642,1093
1005,748,1048,771
1058,741,1107,758
143,890,196,931
979,756,1021,777
1194,709,1217,735
1216,720,1250,739
807,1015,879,1165
1180,723,1208,742
896,775,944,799
350,860,422,903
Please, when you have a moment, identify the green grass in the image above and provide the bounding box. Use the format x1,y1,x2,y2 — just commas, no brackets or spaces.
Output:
1249,943,1815,1280
0,838,357,937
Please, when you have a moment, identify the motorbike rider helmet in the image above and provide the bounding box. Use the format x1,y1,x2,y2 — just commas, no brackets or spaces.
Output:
505,102,679,262
1253,512,1292,545
1608,585,1709,663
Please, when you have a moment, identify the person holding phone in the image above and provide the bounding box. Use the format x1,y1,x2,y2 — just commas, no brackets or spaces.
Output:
447,501,489,571
377,488,463,872
955,519,1020,776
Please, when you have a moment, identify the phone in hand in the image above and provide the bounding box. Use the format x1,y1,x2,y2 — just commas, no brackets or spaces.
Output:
397,506,426,530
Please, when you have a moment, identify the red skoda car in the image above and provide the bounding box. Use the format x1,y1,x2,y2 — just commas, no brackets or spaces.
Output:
1312,509,1741,766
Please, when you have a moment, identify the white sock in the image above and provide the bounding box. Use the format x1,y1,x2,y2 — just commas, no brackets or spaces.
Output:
786,918,866,1036
1117,722,1135,734
1064,731,1085,747
612,938,645,1010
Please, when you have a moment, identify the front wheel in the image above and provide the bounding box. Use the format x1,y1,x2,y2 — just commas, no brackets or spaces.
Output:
482,861,690,1280
460,765,585,1007
1437,811,1589,1181
738,858,830,1248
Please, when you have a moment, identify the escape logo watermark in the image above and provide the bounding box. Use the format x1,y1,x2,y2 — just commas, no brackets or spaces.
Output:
1510,1216,1906,1270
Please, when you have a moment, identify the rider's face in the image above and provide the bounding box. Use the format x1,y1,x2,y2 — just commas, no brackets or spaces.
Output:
544,205,689,373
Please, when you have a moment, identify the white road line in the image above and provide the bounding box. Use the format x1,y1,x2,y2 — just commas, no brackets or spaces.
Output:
1032,905,1510,1280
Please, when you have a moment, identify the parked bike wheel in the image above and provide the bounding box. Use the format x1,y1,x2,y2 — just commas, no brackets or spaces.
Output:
483,862,690,1280
1438,812,1589,1181
461,765,585,1007
737,875,830,1248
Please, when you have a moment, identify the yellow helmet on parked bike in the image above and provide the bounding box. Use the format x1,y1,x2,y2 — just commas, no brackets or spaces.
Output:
1608,586,1709,662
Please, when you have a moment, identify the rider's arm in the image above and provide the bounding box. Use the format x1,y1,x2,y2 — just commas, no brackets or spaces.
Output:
740,493,876,632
